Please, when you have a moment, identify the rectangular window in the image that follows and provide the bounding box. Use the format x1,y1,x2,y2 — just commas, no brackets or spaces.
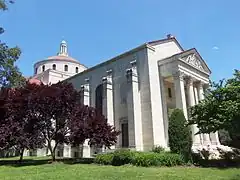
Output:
168,88,172,98
121,123,129,148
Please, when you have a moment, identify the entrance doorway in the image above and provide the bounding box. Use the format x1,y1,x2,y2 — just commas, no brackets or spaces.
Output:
121,123,129,148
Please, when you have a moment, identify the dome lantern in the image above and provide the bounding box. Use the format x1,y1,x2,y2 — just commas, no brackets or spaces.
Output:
58,40,68,56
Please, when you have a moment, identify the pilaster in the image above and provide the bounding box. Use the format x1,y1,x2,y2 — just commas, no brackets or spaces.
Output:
102,70,115,150
159,76,169,147
102,69,114,127
80,78,92,157
80,78,90,106
126,60,143,151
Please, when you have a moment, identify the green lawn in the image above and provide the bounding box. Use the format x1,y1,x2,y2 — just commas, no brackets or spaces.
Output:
0,161,239,180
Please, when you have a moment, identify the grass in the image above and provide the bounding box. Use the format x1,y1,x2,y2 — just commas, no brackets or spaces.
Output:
0,157,240,180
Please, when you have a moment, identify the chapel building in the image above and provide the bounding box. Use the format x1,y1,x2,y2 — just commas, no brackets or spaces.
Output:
32,35,220,157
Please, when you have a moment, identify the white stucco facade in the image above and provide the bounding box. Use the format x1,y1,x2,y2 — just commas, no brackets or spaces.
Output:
65,35,220,154
31,35,221,158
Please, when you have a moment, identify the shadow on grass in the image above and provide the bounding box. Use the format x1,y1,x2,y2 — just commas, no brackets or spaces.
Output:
0,158,94,167
193,159,240,169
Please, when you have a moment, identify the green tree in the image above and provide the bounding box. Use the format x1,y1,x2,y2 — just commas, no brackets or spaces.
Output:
0,0,25,88
189,69,240,148
168,108,192,160
0,1,14,10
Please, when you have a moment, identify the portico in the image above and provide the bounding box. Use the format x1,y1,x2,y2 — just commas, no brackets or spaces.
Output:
158,48,220,148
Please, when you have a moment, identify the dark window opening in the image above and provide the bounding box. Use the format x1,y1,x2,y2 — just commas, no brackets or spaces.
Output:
95,84,103,115
53,64,56,70
42,65,45,72
74,151,79,158
121,123,129,148
168,88,172,98
76,67,79,73
64,65,68,72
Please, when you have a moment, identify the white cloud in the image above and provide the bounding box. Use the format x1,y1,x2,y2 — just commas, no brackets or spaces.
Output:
212,46,219,50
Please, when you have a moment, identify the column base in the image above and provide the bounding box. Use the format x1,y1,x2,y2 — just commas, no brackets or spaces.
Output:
63,145,71,158
82,140,91,158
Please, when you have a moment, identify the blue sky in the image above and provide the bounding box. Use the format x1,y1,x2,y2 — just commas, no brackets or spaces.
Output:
1,0,239,81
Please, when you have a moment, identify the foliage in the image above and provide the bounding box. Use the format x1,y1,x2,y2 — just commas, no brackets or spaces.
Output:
151,146,165,153
131,152,184,167
0,0,25,88
0,43,25,88
69,105,119,149
0,83,45,161
0,0,14,11
218,129,232,146
168,109,192,160
0,82,119,161
189,70,240,148
111,149,133,166
30,82,78,161
94,153,114,165
95,150,184,167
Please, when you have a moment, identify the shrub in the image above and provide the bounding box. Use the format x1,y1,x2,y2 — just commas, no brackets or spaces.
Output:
111,149,133,166
152,146,165,153
94,153,114,165
168,108,192,160
131,152,184,167
94,150,185,167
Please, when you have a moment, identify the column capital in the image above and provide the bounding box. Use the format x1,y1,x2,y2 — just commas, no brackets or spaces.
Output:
196,80,205,89
186,76,194,86
106,69,113,76
85,78,90,83
81,84,90,92
173,71,185,81
102,76,112,85
130,60,137,68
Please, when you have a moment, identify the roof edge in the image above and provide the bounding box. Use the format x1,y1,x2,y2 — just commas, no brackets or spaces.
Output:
147,37,184,51
65,43,153,82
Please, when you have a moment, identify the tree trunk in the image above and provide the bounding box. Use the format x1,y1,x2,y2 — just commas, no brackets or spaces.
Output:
19,148,24,163
47,140,58,161
51,151,56,161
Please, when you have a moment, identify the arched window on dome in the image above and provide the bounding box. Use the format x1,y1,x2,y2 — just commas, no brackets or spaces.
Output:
42,65,45,72
53,64,56,70
76,67,79,73
35,68,37,74
64,65,68,72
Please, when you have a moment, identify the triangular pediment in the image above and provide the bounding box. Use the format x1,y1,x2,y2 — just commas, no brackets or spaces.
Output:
177,49,211,74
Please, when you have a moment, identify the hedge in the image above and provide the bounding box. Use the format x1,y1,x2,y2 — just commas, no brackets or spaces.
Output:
131,152,184,167
94,149,184,167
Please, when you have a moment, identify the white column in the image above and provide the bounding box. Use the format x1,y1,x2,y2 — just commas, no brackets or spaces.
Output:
197,82,211,146
80,79,92,157
210,132,221,146
186,77,201,146
126,60,143,151
194,85,204,145
173,71,188,118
